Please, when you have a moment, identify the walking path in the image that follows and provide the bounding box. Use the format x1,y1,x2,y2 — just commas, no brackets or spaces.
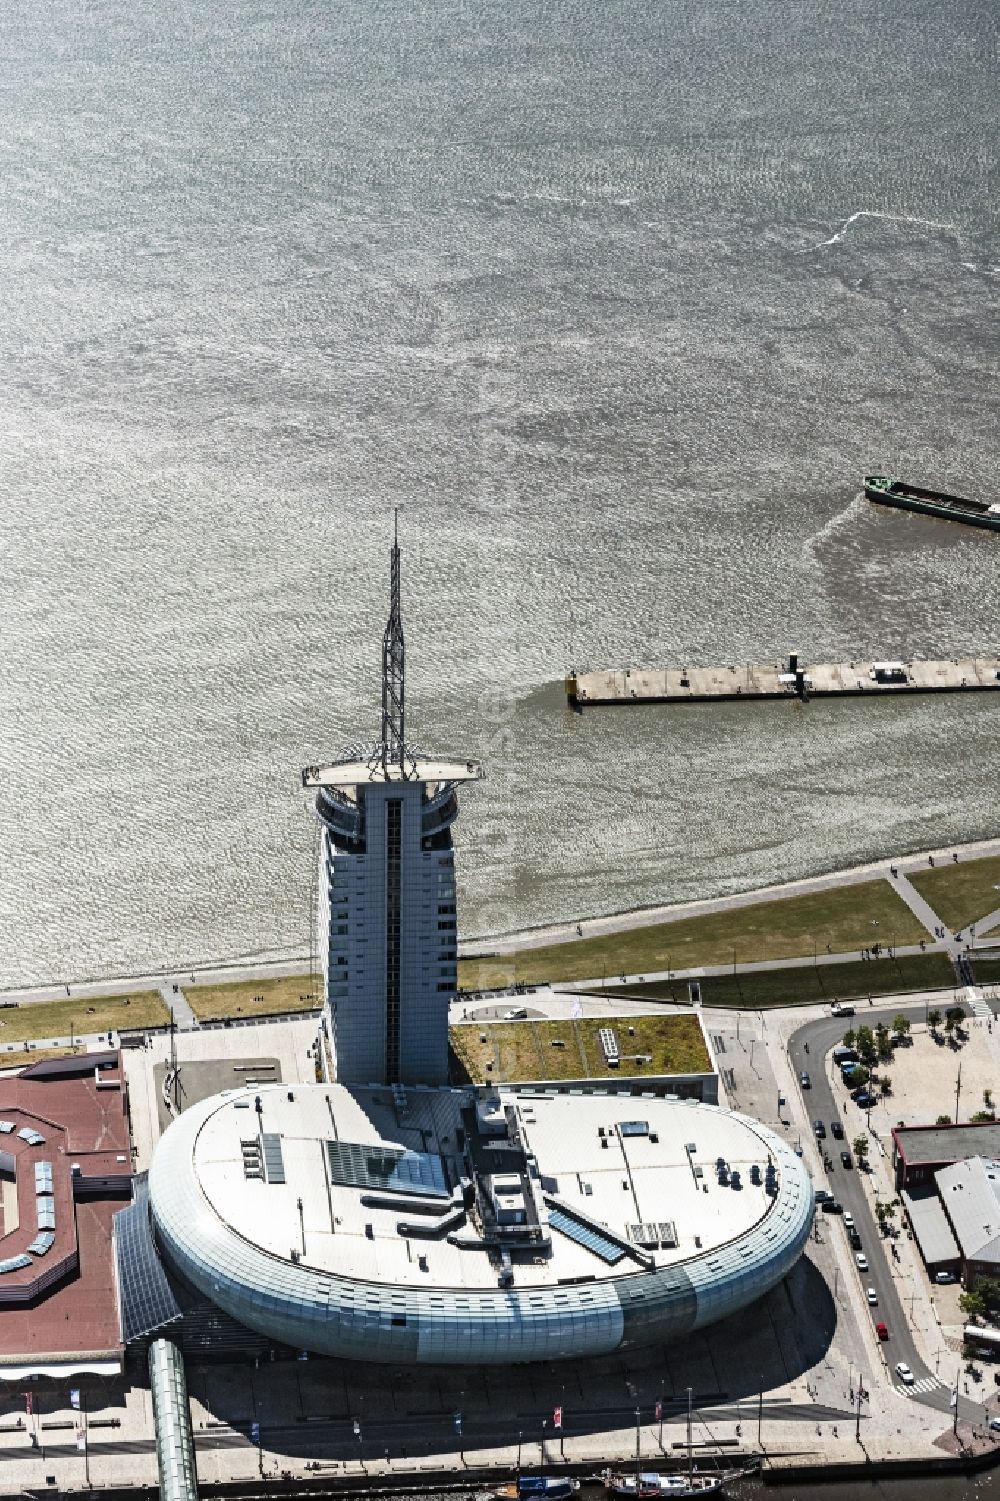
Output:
462,836,1000,956
158,982,197,1029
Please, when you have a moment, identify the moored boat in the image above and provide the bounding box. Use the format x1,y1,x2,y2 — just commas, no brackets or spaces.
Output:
865,475,1000,532
601,1467,741,1497
491,1478,581,1500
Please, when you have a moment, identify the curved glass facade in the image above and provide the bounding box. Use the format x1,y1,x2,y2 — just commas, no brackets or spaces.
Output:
148,1092,814,1366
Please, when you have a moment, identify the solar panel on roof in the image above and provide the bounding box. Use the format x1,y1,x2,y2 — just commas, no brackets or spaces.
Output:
261,1133,286,1185
0,1254,32,1273
0,1122,13,1134
548,1208,627,1264
326,1141,449,1198
27,1232,55,1256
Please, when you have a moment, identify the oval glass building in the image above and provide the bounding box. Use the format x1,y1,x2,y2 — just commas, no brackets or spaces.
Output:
148,1082,813,1366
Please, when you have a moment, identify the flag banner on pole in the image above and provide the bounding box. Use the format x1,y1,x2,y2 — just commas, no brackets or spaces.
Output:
655,1401,662,1421
570,1000,583,1020
251,1422,261,1444
76,1430,86,1452
23,1393,32,1416
454,1412,463,1433
553,1406,563,1430
950,1388,958,1408
70,1390,81,1410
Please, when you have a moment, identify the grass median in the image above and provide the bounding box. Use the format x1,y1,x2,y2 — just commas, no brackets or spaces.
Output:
907,854,1000,933
185,974,321,1022
0,991,168,1051
458,879,926,991
594,951,956,1010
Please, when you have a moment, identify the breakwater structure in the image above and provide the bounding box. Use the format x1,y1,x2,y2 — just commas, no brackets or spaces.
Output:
566,653,1000,708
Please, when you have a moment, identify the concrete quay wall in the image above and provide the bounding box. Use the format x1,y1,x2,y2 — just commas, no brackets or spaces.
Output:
568,657,1000,707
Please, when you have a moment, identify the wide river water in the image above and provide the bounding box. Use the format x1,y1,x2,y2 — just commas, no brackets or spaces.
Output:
0,0,997,987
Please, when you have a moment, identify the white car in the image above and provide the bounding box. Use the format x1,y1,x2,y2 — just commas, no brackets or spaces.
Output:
844,1212,855,1229
867,1287,878,1305
895,1362,914,1385
503,1007,528,1021
856,1253,869,1271
934,1270,957,1284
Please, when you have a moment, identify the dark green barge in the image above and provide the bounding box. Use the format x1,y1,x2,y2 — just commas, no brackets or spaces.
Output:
865,475,1000,532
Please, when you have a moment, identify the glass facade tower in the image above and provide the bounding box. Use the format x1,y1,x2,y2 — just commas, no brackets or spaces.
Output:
303,523,482,1086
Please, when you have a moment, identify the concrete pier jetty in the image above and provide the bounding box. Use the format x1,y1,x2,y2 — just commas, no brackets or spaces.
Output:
567,654,1000,708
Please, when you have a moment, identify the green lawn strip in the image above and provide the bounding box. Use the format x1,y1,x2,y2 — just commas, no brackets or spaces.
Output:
184,974,321,1021
0,1045,86,1070
907,855,1000,933
971,957,1000,987
0,990,168,1047
594,952,956,1010
448,1014,710,1084
458,880,925,991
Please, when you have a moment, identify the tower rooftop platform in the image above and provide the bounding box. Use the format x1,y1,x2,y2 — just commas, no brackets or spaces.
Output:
302,757,483,789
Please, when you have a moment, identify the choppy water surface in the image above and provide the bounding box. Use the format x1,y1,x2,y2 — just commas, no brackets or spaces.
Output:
0,0,997,985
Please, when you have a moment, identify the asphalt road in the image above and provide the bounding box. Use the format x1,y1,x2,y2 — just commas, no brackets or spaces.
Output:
787,1002,983,1422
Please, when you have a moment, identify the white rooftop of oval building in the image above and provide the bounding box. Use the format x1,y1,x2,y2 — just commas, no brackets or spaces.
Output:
164,1083,805,1291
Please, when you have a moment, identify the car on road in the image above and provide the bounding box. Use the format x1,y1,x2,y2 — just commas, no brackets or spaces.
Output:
821,1199,843,1214
934,1271,957,1284
841,1150,854,1169
503,1008,529,1020
849,1230,862,1251
800,1071,811,1088
856,1253,869,1271
831,1121,844,1139
867,1287,878,1305
843,1211,854,1227
895,1362,914,1385
876,1322,889,1341
814,1120,826,1138
831,1003,855,1017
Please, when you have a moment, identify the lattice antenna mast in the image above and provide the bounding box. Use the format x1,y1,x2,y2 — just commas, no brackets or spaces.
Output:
379,511,413,776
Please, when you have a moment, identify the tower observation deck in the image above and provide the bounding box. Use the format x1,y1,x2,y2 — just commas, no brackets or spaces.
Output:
302,518,482,1087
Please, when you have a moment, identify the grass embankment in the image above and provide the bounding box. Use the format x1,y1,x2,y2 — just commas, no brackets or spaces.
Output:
0,991,167,1050
449,1013,710,1085
971,957,1000,988
908,855,1000,933
458,880,926,991
596,952,956,1010
185,974,321,1022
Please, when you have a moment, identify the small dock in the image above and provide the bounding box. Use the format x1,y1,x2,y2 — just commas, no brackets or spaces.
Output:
567,654,1000,708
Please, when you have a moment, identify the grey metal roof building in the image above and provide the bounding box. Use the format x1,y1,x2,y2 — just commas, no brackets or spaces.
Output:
148,1082,813,1366
935,1157,1000,1273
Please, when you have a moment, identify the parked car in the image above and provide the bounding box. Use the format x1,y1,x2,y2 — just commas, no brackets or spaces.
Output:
800,1071,811,1088
895,1362,914,1385
841,1150,854,1169
831,1121,845,1140
876,1322,889,1341
867,1287,878,1305
856,1253,869,1271
850,1230,862,1251
854,1091,877,1109
831,1003,856,1017
990,1416,1000,1433
821,1199,843,1215
934,1270,957,1284
814,1188,831,1202
503,1007,528,1020
814,1120,826,1138
843,1211,855,1228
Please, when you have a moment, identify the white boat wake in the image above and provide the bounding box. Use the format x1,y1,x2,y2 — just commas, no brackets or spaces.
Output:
797,210,957,253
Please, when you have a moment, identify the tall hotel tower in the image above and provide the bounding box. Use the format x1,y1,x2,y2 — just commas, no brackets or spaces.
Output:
302,521,482,1087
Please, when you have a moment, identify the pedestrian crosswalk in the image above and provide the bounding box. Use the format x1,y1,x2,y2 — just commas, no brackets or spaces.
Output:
896,1375,946,1396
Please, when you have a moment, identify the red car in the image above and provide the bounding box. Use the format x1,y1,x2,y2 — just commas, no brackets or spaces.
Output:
875,1321,889,1341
